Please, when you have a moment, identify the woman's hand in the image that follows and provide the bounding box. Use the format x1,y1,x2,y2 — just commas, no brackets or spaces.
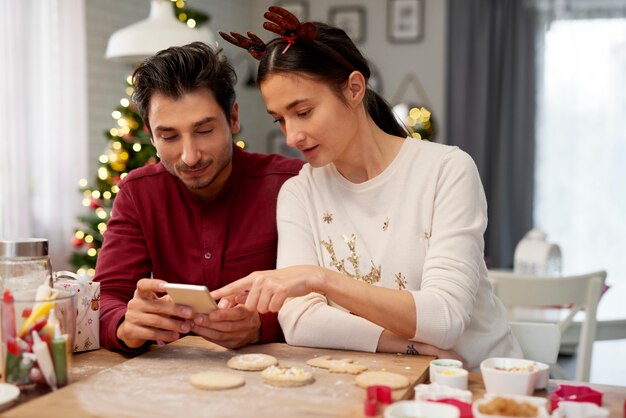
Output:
377,330,465,365
211,265,326,313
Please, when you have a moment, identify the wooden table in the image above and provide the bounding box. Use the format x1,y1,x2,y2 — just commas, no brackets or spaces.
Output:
2,337,625,417
2,337,433,417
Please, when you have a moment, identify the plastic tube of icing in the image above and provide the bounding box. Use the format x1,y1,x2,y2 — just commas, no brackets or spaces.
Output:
31,331,57,390
52,322,68,387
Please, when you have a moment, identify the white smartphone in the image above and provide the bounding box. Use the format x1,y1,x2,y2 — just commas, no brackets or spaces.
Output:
163,283,218,314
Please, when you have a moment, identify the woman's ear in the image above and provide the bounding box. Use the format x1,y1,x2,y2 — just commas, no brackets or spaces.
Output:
345,71,367,106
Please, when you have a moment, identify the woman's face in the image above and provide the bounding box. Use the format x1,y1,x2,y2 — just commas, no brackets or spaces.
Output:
260,73,359,167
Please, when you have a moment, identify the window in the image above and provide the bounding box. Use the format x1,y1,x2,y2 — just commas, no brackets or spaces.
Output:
534,18,626,286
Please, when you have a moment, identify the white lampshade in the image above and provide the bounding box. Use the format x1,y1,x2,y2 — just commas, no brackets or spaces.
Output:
105,0,216,63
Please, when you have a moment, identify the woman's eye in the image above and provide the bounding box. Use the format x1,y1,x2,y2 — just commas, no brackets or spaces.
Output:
273,118,285,124
297,110,310,117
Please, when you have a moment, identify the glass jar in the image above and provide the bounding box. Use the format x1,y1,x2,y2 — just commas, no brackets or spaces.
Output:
0,239,53,293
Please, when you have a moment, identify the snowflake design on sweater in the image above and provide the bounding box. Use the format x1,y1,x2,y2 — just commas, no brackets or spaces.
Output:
395,272,407,290
322,211,334,224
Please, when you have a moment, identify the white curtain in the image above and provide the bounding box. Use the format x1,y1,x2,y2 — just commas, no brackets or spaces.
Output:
0,0,88,270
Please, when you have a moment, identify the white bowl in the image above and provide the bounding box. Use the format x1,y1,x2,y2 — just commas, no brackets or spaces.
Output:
532,361,549,389
429,359,463,382
384,400,460,418
432,367,469,390
473,394,549,418
480,358,540,396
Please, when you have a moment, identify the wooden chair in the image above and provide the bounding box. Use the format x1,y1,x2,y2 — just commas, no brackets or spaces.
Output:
489,270,607,382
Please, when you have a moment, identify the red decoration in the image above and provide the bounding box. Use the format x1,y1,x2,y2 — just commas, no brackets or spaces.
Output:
90,198,101,209
72,236,84,247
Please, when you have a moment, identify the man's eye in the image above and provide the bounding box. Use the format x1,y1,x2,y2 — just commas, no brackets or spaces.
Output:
297,110,310,117
273,118,285,124
161,135,177,141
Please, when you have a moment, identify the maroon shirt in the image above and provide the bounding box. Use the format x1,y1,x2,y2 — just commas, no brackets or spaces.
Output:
95,145,303,351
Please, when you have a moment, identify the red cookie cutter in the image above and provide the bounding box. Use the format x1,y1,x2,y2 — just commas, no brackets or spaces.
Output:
364,385,392,416
549,384,603,411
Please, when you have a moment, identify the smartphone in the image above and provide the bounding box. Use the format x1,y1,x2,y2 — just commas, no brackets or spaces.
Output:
163,283,218,314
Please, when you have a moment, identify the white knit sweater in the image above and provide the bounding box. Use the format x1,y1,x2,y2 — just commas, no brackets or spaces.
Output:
276,138,521,368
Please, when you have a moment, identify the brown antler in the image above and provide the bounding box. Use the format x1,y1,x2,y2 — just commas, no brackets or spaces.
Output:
263,6,316,40
218,31,267,60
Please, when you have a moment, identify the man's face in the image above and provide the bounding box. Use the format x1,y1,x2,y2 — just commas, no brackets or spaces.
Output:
148,88,240,200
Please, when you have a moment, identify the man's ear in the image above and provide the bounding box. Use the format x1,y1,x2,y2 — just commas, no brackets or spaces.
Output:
230,102,241,135
345,71,367,107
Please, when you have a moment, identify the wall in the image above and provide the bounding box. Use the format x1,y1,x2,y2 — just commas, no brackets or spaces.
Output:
86,0,447,172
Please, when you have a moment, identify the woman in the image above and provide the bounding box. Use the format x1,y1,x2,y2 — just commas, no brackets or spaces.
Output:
214,7,521,368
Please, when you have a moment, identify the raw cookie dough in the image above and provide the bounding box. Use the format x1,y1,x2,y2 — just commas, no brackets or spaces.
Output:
227,354,278,371
355,371,410,390
189,371,245,390
306,355,368,374
261,365,314,387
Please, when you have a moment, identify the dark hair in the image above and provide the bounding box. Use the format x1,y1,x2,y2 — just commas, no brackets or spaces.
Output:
132,41,237,133
257,23,408,138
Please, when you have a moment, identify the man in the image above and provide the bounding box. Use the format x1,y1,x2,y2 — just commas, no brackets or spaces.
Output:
95,42,303,352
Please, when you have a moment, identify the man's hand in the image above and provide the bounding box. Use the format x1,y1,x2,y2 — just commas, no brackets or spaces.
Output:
116,278,195,349
191,303,261,349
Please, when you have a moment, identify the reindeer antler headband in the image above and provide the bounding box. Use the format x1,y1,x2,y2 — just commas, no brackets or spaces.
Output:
219,6,317,60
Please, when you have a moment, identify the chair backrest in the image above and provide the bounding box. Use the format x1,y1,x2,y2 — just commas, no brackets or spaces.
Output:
489,270,606,382
509,321,561,364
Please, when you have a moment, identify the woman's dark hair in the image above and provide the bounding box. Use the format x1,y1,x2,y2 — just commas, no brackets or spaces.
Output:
132,41,237,133
257,23,408,138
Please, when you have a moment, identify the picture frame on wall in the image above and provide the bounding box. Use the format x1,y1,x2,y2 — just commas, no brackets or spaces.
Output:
329,6,366,44
275,0,309,21
387,0,424,43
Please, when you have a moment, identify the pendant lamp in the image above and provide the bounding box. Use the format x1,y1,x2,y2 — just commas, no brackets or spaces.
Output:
105,0,216,63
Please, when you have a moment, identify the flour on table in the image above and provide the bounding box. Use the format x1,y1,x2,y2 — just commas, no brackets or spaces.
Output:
227,353,278,371
306,355,367,375
189,370,245,390
355,371,410,390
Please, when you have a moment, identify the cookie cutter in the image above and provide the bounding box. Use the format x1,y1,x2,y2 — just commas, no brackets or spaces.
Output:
364,385,392,416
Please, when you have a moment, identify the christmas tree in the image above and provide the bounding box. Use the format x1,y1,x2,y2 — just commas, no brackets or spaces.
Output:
70,1,210,276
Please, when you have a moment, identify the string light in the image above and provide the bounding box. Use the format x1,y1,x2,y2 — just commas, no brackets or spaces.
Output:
98,223,107,233
187,19,196,28
112,110,122,119
103,191,112,199
75,231,85,239
98,167,109,180
133,143,142,152
112,141,122,150
99,155,109,164
82,198,91,207
84,235,94,244
77,268,86,276
120,98,130,107
87,248,97,257
87,268,96,276
111,185,120,194
179,12,187,22
235,140,246,149
91,190,101,199
78,179,88,187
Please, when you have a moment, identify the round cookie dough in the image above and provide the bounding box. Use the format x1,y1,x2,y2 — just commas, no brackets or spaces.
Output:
306,355,367,375
189,371,245,390
261,365,314,387
227,354,278,371
355,371,410,390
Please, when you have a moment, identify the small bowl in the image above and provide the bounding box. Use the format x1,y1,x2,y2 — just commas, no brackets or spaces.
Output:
432,368,469,390
549,385,603,411
480,358,540,396
473,394,549,418
429,359,463,382
415,382,472,403
384,400,460,418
